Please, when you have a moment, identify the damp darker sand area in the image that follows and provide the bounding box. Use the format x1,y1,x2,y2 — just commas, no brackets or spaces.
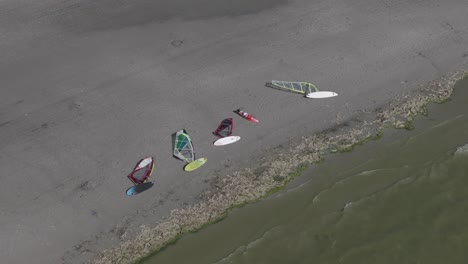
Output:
1,1,468,264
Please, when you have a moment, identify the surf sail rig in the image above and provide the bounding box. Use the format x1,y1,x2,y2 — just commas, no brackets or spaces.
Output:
174,130,194,163
127,157,154,185
266,80,338,98
173,130,207,171
266,80,319,95
212,118,233,138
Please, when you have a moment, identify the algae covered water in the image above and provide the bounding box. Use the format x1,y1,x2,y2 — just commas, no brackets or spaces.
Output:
142,78,468,264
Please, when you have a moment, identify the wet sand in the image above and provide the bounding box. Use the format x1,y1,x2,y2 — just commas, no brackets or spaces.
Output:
1,0,468,263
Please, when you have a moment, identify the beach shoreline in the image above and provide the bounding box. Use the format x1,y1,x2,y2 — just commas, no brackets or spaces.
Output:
93,72,467,264
1,1,468,264
136,77,468,264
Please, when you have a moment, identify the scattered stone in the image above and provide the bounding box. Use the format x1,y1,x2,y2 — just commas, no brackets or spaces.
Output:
171,40,183,47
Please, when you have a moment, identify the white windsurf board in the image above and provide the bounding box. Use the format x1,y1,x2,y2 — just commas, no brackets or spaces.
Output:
306,91,338,98
214,136,241,146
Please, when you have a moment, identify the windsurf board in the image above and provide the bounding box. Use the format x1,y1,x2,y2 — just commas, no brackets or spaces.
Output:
214,136,241,146
306,91,338,98
126,182,154,196
184,157,207,171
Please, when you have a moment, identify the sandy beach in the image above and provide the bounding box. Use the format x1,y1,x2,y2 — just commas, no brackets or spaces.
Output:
1,0,468,263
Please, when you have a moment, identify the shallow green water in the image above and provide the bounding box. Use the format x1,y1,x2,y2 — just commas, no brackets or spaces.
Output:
142,78,468,264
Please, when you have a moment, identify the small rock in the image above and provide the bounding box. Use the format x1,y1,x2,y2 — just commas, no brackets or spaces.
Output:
171,40,183,47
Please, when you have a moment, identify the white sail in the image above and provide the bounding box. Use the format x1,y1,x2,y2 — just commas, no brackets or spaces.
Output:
173,130,194,163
